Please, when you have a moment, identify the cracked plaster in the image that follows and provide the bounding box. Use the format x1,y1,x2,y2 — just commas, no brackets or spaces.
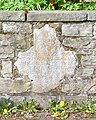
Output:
15,24,77,93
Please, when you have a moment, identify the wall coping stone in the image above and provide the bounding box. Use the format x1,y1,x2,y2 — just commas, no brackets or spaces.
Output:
27,11,88,22
0,10,96,22
0,11,25,21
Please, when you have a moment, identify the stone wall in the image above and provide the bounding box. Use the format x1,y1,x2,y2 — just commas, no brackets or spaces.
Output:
0,11,96,106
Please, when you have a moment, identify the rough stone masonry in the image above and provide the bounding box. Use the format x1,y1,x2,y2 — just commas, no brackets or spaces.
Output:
1,11,96,106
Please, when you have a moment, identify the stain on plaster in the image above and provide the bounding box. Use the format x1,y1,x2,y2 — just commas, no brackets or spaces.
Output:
15,24,78,93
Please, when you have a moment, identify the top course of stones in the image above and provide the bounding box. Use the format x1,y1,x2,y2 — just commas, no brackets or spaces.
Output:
0,11,96,22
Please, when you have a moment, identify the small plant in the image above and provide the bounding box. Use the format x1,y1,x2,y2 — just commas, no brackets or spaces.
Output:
69,100,81,113
48,100,69,119
0,99,39,119
1,98,96,119
10,99,39,113
0,101,11,116
47,98,96,120
87,98,96,115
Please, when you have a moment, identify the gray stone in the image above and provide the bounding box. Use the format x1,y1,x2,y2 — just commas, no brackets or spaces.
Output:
88,85,96,95
81,55,96,66
9,96,26,104
27,93,57,107
76,67,94,77
77,48,93,55
1,60,12,78
10,94,57,108
93,23,96,36
0,11,25,21
88,11,96,21
27,11,87,22
63,37,92,48
0,76,31,93
62,24,79,36
0,33,33,52
81,40,96,49
2,22,18,33
84,78,96,95
2,22,32,33
65,95,88,104
0,34,14,46
78,24,92,36
62,23,93,36
0,46,14,59
14,34,33,50
62,78,88,94
62,82,84,95
15,24,77,93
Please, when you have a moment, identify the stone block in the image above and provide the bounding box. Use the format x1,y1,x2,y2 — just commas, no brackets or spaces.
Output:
77,48,93,55
29,94,57,107
0,11,25,21
65,95,88,104
2,22,18,33
76,67,94,77
81,55,96,66
0,76,31,93
1,60,12,78
63,37,92,48
88,85,96,95
84,78,96,95
88,11,96,21
0,34,14,46
62,82,84,95
14,34,33,50
82,40,96,49
9,96,26,104
93,23,96,36
78,23,93,36
27,11,87,22
0,46,14,59
62,23,93,36
62,78,88,95
2,22,32,33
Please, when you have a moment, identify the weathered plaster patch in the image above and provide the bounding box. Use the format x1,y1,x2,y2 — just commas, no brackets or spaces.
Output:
15,24,77,93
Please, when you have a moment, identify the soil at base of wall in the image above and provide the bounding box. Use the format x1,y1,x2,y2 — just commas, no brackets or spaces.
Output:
1,112,96,120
